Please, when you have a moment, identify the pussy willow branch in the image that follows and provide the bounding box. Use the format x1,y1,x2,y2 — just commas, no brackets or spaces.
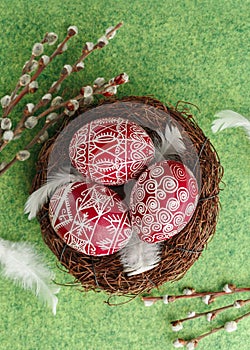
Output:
0,73,126,177
192,311,250,344
3,34,72,119
0,111,64,177
0,22,123,153
142,286,250,304
171,298,250,325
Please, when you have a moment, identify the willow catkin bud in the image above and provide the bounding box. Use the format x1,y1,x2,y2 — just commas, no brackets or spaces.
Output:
32,43,44,56
75,62,85,71
38,130,49,143
67,25,78,37
46,112,58,123
114,72,129,85
23,60,38,73
102,85,117,97
19,74,31,86
28,81,39,93
65,100,79,112
64,109,75,116
173,339,185,348
80,86,93,98
40,55,50,66
51,96,63,106
24,103,35,115
16,150,30,161
171,322,183,332
83,42,94,52
61,64,72,76
93,77,105,87
41,93,52,104
105,26,116,39
83,95,94,105
1,95,11,108
186,341,197,350
97,36,109,48
1,118,12,130
24,116,38,129
0,162,7,171
224,321,237,333
45,32,58,45
3,130,14,142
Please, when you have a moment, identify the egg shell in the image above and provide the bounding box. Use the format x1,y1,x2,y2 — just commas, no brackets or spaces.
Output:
49,181,132,256
69,117,155,185
130,160,199,243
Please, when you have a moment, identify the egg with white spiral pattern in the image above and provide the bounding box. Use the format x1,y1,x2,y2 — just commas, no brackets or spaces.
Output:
130,160,199,243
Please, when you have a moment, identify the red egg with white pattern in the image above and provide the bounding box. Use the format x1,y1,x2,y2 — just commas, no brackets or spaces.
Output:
69,117,155,185
130,160,199,243
49,181,132,256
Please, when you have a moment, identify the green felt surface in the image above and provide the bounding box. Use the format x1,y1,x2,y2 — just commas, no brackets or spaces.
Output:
0,0,249,349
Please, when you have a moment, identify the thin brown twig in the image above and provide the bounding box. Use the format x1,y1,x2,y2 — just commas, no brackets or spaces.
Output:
196,311,250,342
142,287,250,304
171,298,250,324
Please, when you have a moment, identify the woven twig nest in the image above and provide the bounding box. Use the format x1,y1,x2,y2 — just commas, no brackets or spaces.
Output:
31,96,223,295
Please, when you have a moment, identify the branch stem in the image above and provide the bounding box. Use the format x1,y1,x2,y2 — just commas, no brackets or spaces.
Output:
172,299,250,324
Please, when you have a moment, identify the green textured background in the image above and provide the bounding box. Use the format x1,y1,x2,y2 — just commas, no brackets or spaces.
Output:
0,1,249,349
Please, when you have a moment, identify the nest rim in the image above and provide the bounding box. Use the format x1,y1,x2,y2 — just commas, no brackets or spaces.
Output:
32,96,223,296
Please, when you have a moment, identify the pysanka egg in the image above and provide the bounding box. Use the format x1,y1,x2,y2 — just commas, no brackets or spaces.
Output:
69,117,155,185
130,160,199,243
49,182,132,256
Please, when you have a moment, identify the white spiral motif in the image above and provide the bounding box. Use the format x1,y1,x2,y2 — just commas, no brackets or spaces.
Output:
142,225,151,235
185,202,195,216
142,235,155,243
135,215,142,226
163,223,174,233
162,175,178,193
142,214,154,226
156,189,166,200
152,232,171,241
144,179,157,194
157,208,172,225
133,187,145,202
149,165,164,178
173,212,185,226
171,163,187,181
177,187,189,202
146,197,160,212
137,202,147,215
138,170,148,183
188,177,199,198
151,223,162,232
167,198,180,211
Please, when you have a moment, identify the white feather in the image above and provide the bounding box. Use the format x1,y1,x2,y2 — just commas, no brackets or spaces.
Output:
119,232,162,276
0,238,60,315
212,110,250,139
24,168,84,220
155,124,186,160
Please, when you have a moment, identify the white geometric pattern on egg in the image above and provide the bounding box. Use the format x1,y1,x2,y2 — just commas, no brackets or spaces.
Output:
49,182,132,256
69,117,155,185
130,160,199,243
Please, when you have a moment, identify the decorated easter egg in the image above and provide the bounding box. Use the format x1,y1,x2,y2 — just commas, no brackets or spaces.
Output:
130,160,199,243
69,117,155,185
49,181,132,256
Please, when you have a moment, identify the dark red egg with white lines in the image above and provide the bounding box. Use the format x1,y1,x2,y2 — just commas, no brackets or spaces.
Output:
49,181,132,256
130,160,199,243
69,117,155,185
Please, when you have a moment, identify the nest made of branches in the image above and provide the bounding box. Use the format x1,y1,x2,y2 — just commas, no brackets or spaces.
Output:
31,96,223,296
